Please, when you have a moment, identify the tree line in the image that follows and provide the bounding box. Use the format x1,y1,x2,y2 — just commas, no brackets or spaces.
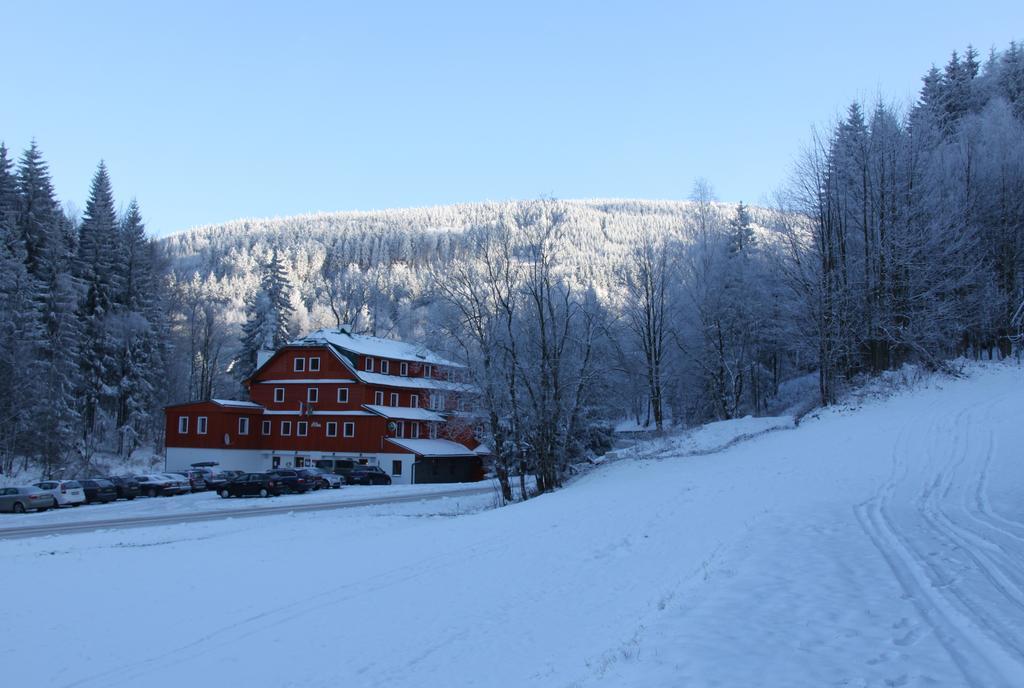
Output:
0,144,168,477
2,41,1021,490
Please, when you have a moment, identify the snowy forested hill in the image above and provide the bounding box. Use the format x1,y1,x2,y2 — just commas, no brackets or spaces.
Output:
161,197,763,329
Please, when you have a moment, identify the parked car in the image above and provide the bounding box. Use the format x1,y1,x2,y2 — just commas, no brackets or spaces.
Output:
202,472,231,493
106,475,140,500
265,469,316,494
34,480,86,507
79,479,118,504
167,470,208,492
134,474,179,497
347,465,393,485
0,486,56,513
304,467,343,489
327,459,363,483
295,469,326,490
159,474,192,495
218,473,283,498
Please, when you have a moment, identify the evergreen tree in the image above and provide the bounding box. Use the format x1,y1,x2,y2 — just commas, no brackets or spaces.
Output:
726,202,755,255
15,141,62,281
77,161,121,438
232,249,294,383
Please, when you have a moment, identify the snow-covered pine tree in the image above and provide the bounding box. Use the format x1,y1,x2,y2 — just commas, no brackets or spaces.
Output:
232,249,294,383
0,144,44,475
111,199,162,455
15,141,63,282
76,161,121,440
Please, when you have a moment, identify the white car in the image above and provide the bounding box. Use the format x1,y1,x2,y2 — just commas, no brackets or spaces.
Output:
33,479,86,507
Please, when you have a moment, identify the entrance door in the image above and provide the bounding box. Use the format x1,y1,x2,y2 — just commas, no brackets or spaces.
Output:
272,456,281,469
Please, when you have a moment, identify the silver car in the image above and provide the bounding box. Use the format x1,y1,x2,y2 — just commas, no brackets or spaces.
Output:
0,486,57,513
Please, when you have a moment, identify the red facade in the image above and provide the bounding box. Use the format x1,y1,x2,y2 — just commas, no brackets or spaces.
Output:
164,328,483,481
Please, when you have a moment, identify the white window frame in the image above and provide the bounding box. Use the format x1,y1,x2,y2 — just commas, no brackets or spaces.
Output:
326,421,338,437
410,394,419,408
424,364,433,378
429,423,438,439
365,357,374,372
337,387,349,403
280,420,292,437
400,361,408,376
178,416,189,434
294,357,305,372
381,360,390,375
390,392,399,406
307,386,319,403
197,416,208,435
343,421,355,438
309,356,320,372
411,423,420,438
261,419,272,436
396,420,404,438
238,417,250,435
274,387,285,403
297,421,308,437
391,460,403,477
374,391,384,405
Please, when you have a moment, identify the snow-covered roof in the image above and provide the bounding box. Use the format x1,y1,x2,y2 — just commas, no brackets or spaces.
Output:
295,327,462,367
355,371,474,392
384,438,480,457
211,399,263,409
363,405,446,422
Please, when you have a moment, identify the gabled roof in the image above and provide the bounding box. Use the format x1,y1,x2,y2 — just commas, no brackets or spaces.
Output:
363,405,446,422
295,327,462,367
384,438,479,457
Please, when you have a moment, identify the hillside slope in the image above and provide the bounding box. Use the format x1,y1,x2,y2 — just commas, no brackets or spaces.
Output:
5,362,1024,687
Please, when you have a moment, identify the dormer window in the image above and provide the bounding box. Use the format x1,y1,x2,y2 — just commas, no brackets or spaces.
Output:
294,357,305,372
381,360,390,375
309,356,320,371
365,357,374,372
400,362,408,376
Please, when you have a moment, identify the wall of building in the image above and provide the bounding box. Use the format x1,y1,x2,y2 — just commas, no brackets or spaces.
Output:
166,447,271,472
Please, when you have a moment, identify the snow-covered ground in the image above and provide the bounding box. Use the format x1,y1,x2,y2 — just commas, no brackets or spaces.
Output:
6,362,1024,687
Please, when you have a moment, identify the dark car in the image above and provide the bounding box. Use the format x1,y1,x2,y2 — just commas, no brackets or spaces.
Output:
134,474,179,497
79,479,118,504
325,459,362,483
347,465,392,485
295,469,325,490
266,469,316,494
106,475,140,500
218,473,283,498
202,472,232,493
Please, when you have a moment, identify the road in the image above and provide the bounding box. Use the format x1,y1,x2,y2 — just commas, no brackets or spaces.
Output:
0,484,495,540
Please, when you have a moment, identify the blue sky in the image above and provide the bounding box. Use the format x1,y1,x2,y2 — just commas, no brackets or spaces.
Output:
2,1,1021,235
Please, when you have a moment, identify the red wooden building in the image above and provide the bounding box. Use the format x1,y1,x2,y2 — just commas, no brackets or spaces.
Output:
164,327,486,484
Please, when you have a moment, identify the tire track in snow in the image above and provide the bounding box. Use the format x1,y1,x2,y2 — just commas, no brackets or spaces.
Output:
854,394,1024,687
